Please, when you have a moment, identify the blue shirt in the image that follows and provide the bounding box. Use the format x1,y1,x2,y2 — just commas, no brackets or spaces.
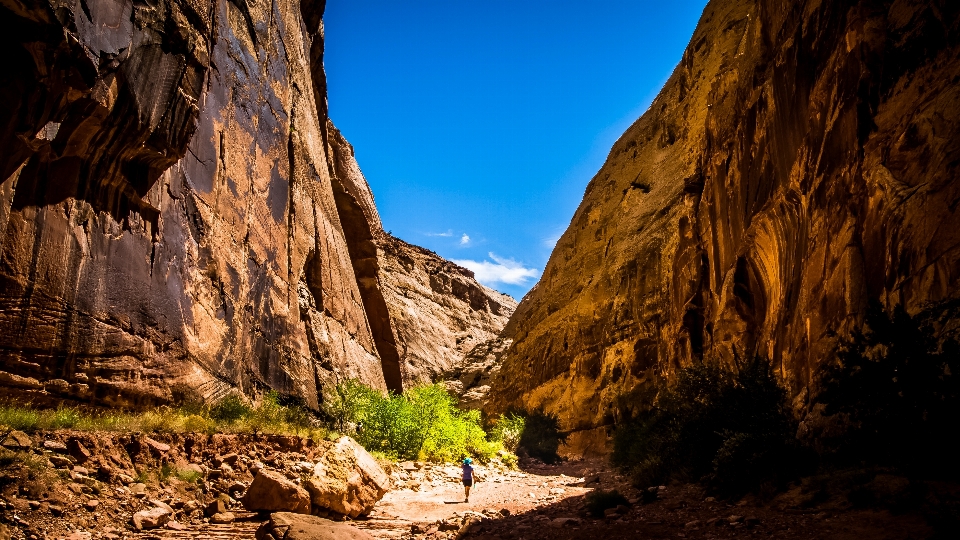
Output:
462,463,474,481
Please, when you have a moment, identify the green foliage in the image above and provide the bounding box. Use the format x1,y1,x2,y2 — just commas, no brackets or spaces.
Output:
329,380,500,462
585,489,628,517
516,408,567,464
0,391,323,439
211,395,253,422
175,468,203,483
815,302,960,478
322,378,376,432
489,412,525,452
0,406,39,431
612,358,806,498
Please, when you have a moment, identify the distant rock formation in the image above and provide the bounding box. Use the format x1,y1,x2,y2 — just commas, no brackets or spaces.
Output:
488,0,960,454
0,0,513,408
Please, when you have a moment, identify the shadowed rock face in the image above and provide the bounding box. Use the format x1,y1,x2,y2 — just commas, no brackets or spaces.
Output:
488,0,960,454
0,0,513,407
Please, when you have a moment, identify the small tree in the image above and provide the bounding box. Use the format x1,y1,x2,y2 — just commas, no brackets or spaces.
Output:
323,379,376,433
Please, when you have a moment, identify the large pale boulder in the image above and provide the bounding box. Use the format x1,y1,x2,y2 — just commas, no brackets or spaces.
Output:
255,512,374,540
241,470,311,514
304,437,390,518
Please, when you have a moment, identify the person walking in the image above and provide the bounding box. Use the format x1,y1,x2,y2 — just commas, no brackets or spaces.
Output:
461,457,476,503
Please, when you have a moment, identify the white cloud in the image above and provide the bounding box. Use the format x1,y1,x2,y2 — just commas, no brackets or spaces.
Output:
542,233,563,249
459,233,471,245
426,230,454,237
452,253,540,286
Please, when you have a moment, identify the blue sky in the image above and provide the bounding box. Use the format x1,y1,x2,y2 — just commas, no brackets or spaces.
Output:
324,0,708,299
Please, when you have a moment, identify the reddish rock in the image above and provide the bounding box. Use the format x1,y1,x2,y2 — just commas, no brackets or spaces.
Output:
255,512,374,540
242,470,311,515
488,0,960,454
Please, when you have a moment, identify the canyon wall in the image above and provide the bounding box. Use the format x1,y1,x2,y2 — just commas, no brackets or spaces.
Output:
0,0,512,408
488,0,960,455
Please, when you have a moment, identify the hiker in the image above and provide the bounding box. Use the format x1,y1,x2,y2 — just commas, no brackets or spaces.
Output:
462,457,476,502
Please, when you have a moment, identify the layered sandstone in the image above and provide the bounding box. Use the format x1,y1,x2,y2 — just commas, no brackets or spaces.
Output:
0,0,512,408
488,0,960,454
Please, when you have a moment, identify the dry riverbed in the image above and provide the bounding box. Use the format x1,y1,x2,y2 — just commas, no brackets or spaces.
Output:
357,459,937,540
0,430,943,540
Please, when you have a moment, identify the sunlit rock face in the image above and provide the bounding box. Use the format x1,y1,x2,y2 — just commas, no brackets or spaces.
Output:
0,0,511,407
488,0,960,455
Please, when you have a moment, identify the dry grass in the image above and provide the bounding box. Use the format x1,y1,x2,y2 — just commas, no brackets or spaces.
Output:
0,392,328,440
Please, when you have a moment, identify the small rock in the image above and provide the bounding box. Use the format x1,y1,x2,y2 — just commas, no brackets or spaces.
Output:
205,499,227,517
499,508,511,517
85,499,100,511
1,431,32,450
64,533,92,540
49,505,64,517
73,465,90,475
603,508,620,518
132,506,172,530
28,500,40,510
43,440,68,453
704,496,716,503
150,499,174,513
728,515,744,524
221,453,240,465
549,517,579,528
143,437,171,455
49,454,73,468
685,520,701,529
67,438,92,464
210,512,236,524
166,521,187,531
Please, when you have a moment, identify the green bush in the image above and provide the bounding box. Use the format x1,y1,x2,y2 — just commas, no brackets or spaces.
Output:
815,302,960,478
489,412,525,452
612,358,806,498
516,408,566,464
328,380,500,462
211,395,253,422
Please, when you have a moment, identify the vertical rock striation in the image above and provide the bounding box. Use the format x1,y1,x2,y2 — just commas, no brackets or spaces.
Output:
488,0,960,455
0,0,513,407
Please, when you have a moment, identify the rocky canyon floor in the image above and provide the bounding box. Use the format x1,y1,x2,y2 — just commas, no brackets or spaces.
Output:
0,431,943,540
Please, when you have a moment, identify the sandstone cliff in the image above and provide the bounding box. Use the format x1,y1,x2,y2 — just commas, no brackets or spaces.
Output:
488,0,960,455
0,0,512,408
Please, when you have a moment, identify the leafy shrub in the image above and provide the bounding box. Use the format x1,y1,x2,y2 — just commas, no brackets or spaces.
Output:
612,358,805,498
329,380,500,462
211,395,253,422
516,408,567,464
489,412,525,452
585,489,628,517
814,302,960,478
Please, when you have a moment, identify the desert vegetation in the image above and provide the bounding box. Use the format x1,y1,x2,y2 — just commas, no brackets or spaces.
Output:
611,300,960,532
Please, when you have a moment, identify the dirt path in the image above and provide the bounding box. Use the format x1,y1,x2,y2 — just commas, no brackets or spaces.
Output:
350,459,934,540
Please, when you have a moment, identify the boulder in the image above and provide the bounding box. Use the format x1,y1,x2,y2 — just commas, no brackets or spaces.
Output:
242,470,311,514
255,512,374,540
132,507,172,530
303,437,390,518
1,431,31,450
